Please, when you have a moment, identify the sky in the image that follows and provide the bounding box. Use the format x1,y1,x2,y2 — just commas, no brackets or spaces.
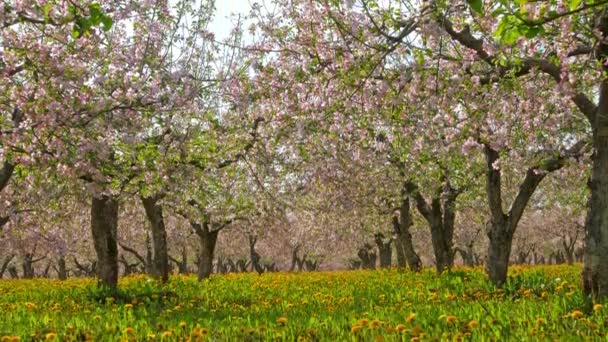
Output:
210,0,254,40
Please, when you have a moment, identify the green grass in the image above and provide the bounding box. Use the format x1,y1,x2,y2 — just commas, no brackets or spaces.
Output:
0,264,603,341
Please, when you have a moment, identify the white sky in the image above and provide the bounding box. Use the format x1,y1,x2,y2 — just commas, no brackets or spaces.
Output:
211,0,254,40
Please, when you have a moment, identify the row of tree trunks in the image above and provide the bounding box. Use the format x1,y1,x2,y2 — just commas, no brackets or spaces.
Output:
435,8,607,299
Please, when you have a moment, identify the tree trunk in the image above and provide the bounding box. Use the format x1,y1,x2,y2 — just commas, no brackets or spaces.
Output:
486,222,513,285
374,233,392,268
582,9,608,301
141,195,169,283
22,254,34,279
429,220,455,272
406,180,459,273
8,266,18,279
194,223,219,280
290,245,300,272
57,256,67,280
249,235,264,274
91,195,119,289
483,144,565,287
392,195,422,271
0,255,14,278
456,247,475,267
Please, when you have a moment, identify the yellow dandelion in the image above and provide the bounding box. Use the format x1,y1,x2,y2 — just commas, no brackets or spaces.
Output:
124,327,135,335
370,319,380,328
571,310,584,319
594,304,603,312
351,325,362,334
1,337,10,342
44,333,57,341
277,317,288,326
406,313,417,323
161,331,172,338
124,304,133,310
467,320,479,329
446,315,457,324
395,324,407,332
9,337,19,342
536,318,546,325
374,336,384,342
200,328,209,335
147,334,156,340
179,321,187,329
360,318,369,325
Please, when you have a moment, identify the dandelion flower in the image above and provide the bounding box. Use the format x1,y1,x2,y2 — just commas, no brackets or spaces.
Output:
124,327,135,335
277,317,288,326
395,324,407,332
446,316,457,324
571,310,583,319
594,304,603,312
124,304,133,310
406,313,416,323
467,320,478,329
179,321,187,329
44,333,57,341
351,325,362,334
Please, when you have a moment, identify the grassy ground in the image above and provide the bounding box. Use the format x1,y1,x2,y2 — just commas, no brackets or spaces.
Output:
0,264,603,341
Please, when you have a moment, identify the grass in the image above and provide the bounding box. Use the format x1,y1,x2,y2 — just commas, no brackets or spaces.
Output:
0,264,603,341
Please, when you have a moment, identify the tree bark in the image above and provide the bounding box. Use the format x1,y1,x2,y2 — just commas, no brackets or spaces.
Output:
583,16,608,297
374,233,392,268
0,255,14,278
249,235,265,274
57,256,67,280
483,145,566,286
406,180,459,273
91,195,119,289
141,195,169,283
392,194,422,271
193,222,219,280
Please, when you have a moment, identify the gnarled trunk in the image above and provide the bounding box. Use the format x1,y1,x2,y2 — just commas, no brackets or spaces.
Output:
249,235,264,274
406,180,459,273
583,88,608,298
91,195,119,289
392,195,422,271
0,255,14,278
193,222,219,280
483,145,566,287
374,233,392,268
486,221,513,285
141,195,169,283
57,256,67,280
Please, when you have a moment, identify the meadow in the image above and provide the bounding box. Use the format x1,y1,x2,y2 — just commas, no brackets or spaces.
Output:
0,265,603,341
